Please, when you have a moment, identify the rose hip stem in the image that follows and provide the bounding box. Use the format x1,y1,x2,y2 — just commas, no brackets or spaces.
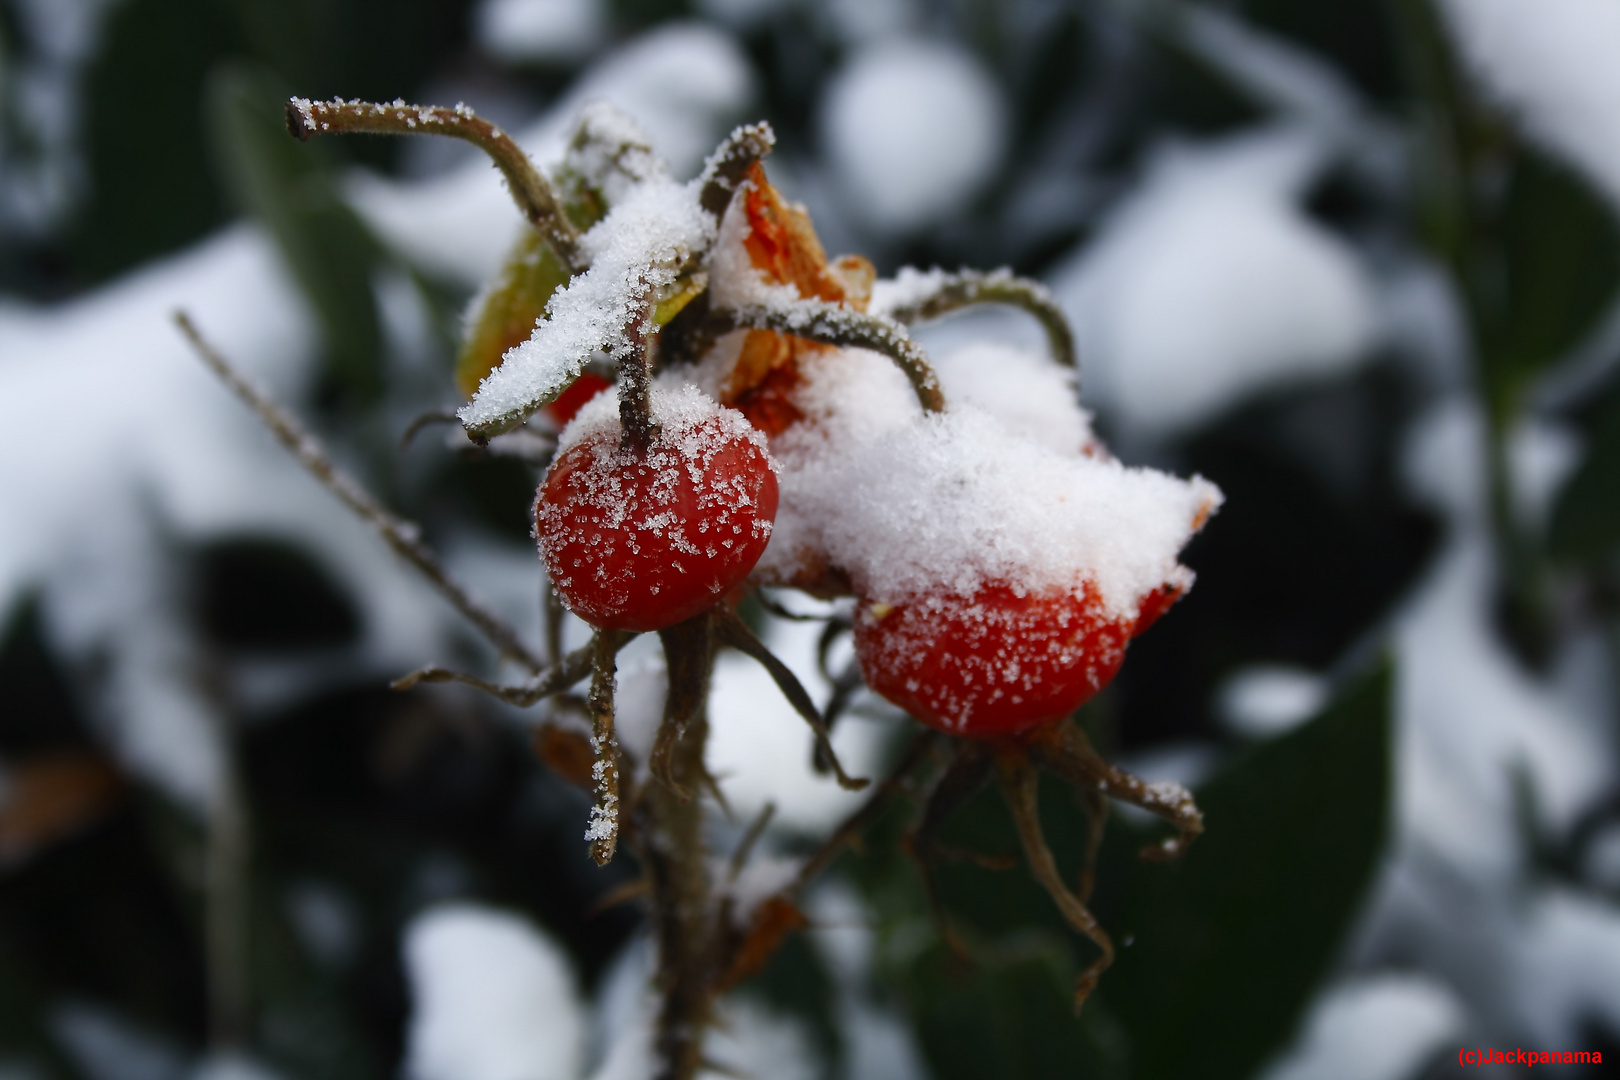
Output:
284,97,584,272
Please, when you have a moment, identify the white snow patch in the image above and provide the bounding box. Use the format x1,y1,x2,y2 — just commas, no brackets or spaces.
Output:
819,39,1005,234
1217,664,1329,738
475,0,606,64
754,348,1219,616
1438,0,1620,213
403,904,586,1080
1257,974,1464,1080
930,340,1094,456
1050,127,1379,438
461,179,714,435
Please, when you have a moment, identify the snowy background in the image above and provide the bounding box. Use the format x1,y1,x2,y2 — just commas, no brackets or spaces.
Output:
3,0,1620,1078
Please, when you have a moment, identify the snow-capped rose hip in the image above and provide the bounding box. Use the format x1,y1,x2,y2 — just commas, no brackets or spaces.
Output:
854,580,1185,738
536,385,778,633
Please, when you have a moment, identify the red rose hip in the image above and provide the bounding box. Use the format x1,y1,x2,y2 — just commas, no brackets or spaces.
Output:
854,580,1184,738
536,390,778,633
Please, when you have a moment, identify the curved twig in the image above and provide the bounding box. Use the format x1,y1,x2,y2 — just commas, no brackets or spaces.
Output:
390,636,605,705
713,609,869,791
697,122,776,218
876,268,1077,374
705,302,946,415
285,97,584,271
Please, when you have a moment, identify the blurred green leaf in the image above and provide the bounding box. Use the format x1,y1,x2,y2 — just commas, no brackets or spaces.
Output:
1101,659,1393,1080
1550,401,1620,562
71,0,243,280
1481,151,1620,416
904,938,1128,1080
208,62,384,402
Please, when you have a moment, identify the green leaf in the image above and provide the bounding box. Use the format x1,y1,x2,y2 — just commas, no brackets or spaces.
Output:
1101,659,1393,1080
1481,151,1620,418
1549,400,1620,562
207,62,384,403
904,938,1128,1080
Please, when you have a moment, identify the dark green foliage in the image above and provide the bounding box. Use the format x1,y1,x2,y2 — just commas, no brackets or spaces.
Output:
209,62,385,403
193,537,362,652
1102,661,1392,1080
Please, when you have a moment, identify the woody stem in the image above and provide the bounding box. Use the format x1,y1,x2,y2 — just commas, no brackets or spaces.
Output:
284,97,583,270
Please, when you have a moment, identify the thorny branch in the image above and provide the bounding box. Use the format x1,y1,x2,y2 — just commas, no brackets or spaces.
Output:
174,312,548,674
285,97,584,270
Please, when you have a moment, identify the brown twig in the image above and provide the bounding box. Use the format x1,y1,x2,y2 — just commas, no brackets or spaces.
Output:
791,730,937,892
586,631,623,865
285,97,583,270
390,636,607,705
880,268,1078,374
704,302,946,415
175,312,548,673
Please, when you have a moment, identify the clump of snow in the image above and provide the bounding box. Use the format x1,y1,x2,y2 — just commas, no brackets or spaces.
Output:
1216,664,1329,738
351,24,755,285
1438,0,1620,213
461,178,714,436
559,103,669,209
930,341,1094,456
403,904,585,1080
1257,975,1464,1080
1050,127,1379,438
474,0,606,65
818,39,1005,234
705,180,805,311
755,347,1220,618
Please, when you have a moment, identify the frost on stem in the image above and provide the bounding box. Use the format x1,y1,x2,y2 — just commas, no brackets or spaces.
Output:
705,299,946,415
585,632,622,865
696,122,776,217
285,97,582,270
872,266,1078,374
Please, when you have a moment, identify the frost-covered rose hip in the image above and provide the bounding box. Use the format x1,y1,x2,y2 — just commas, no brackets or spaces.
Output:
536,385,778,633
854,581,1185,737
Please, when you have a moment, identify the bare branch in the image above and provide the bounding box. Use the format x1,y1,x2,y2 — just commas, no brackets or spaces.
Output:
175,312,548,673
725,801,776,883
877,268,1078,373
284,97,584,270
707,301,945,415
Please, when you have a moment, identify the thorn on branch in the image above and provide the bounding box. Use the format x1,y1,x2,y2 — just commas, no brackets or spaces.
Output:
713,609,869,791
283,97,584,271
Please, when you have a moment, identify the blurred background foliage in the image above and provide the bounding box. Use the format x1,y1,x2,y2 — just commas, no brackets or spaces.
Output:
3,0,1620,1078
